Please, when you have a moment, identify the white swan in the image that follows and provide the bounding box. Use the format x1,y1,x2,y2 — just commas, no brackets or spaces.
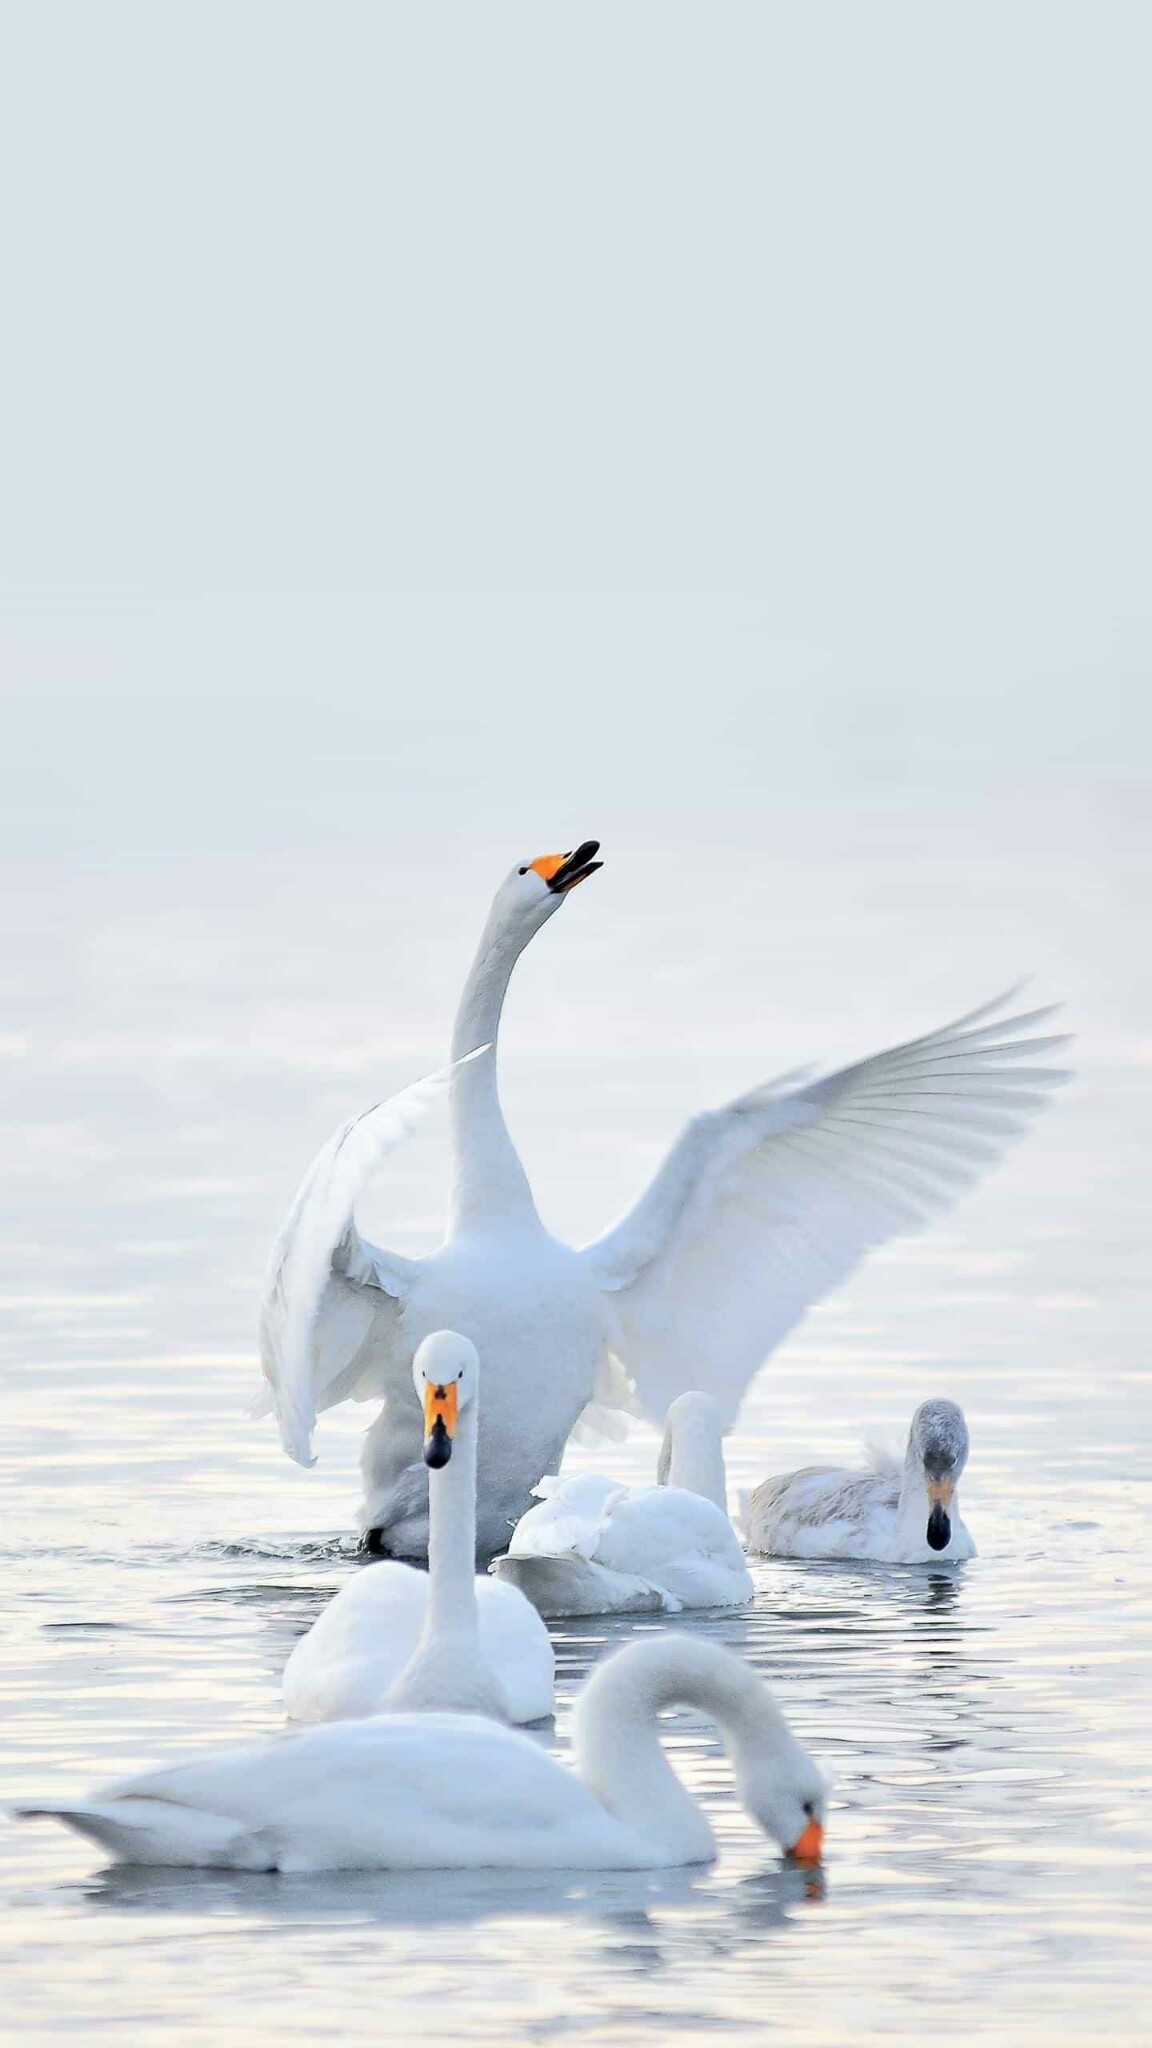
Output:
255,837,1066,1560
492,1392,753,1615
16,1635,826,1871
283,1333,553,1725
743,1398,975,1564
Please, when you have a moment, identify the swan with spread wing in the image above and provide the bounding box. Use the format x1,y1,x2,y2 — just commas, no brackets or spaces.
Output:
255,840,1067,1561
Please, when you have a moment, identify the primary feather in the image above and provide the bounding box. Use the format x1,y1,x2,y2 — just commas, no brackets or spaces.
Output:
582,992,1069,1423
256,1051,485,1466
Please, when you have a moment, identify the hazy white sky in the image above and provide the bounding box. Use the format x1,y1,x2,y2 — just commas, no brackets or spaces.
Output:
1,4,1149,853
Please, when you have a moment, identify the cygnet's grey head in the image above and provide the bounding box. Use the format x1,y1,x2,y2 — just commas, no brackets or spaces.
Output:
907,1399,969,1552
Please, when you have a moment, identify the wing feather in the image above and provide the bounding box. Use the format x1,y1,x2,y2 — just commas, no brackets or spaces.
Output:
256,1049,485,1466
583,995,1069,1423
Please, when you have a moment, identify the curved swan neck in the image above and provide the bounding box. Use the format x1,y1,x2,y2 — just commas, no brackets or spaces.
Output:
573,1636,791,1862
449,910,538,1232
657,1394,729,1512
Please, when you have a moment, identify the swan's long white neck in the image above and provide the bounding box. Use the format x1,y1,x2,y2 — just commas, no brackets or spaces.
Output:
657,1394,729,1513
386,1400,508,1716
424,1400,481,1636
573,1635,793,1864
449,909,539,1233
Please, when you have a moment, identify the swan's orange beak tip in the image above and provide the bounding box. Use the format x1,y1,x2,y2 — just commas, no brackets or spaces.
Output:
788,1818,824,1865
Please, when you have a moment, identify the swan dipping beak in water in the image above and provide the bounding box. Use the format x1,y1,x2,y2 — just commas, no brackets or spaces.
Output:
16,1634,826,1872
744,1399,975,1566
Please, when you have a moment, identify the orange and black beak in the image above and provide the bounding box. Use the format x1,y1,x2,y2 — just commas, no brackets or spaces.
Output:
530,841,603,894
926,1475,954,1551
788,1815,825,1865
423,1381,458,1469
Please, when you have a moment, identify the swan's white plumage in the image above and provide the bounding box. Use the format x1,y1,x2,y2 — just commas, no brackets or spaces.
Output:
583,993,1069,1423
17,1716,626,1872
499,1484,752,1615
492,1392,753,1616
257,1058,483,1467
282,1562,554,1725
18,1636,826,1872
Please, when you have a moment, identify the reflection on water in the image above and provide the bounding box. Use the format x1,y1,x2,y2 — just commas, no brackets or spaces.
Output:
3,1388,1148,2048
1,836,1149,2044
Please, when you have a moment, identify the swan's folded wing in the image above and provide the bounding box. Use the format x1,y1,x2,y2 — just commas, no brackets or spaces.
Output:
582,993,1070,1425
505,1474,629,1561
594,1487,747,1583
257,1051,484,1466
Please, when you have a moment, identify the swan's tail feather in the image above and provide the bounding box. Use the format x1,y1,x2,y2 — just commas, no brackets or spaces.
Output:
15,1798,272,1869
864,1440,903,1481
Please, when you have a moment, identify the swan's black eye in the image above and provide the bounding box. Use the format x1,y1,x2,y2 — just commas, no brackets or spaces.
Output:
803,1801,815,1818
518,866,528,875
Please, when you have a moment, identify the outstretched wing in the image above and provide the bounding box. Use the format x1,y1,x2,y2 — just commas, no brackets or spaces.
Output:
582,993,1070,1425
256,1050,485,1466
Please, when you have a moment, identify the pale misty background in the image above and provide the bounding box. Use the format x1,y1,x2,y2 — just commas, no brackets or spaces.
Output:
1,8,1151,2047
2,0,1148,1347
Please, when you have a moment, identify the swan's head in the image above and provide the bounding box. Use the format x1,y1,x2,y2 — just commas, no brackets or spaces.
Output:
908,1398,969,1552
412,1331,479,1469
492,841,603,936
739,1738,829,1866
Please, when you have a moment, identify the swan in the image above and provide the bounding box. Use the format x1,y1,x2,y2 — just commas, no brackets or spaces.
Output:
492,1391,754,1615
16,1634,827,1871
254,837,1066,1560
742,1398,975,1564
282,1332,554,1725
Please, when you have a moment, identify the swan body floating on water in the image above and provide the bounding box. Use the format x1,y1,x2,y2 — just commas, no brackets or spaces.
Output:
17,1635,826,1873
493,1392,753,1615
254,838,1066,1560
283,1333,553,1725
743,1399,975,1564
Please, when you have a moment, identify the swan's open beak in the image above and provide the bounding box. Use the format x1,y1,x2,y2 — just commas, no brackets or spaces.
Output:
423,1381,458,1469
788,1817,824,1865
531,841,603,893
926,1475,954,1551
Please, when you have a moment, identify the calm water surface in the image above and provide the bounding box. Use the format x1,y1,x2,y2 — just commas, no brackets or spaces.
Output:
1,822,1149,2044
